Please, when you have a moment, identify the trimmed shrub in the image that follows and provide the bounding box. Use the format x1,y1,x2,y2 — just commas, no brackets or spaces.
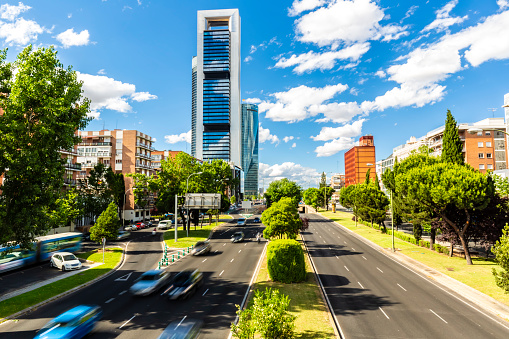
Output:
267,239,306,283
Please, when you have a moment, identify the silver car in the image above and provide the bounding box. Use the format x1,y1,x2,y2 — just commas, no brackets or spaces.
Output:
130,270,171,296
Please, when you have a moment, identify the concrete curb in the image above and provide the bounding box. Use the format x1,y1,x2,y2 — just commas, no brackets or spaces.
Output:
0,246,126,323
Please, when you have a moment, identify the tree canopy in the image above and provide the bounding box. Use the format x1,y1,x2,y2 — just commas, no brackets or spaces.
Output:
264,178,302,208
441,109,464,165
262,197,302,240
90,201,120,243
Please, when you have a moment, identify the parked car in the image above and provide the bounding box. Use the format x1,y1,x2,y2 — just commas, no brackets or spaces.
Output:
135,222,146,229
158,319,203,339
231,232,245,243
157,220,173,230
34,305,102,339
191,241,211,256
163,269,203,300
253,217,261,223
50,252,82,271
130,270,171,296
124,225,137,231
116,231,130,241
237,218,246,226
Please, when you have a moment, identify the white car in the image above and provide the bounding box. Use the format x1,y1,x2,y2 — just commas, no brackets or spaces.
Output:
50,252,82,271
157,219,174,230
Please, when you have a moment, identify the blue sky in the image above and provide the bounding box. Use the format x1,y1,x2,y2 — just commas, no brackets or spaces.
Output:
1,0,509,190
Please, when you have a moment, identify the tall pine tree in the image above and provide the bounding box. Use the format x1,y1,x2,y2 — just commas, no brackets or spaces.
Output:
441,110,464,165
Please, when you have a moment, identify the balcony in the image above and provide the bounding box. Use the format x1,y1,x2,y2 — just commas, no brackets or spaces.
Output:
97,152,112,158
78,141,112,146
136,142,155,151
65,163,82,170
59,148,80,156
135,162,152,170
136,153,152,160
81,162,98,168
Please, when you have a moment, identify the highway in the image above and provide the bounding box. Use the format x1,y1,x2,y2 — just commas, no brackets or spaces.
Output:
0,217,265,339
302,213,509,339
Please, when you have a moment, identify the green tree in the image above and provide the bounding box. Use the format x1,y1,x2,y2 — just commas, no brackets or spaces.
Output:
303,187,320,210
355,183,389,228
493,174,509,198
319,186,335,210
127,172,153,220
0,46,90,248
492,223,509,293
230,196,237,205
262,197,302,239
231,307,255,339
90,202,120,243
264,178,302,208
320,172,327,188
441,110,464,165
365,168,371,184
77,163,115,222
397,162,493,264
48,189,81,230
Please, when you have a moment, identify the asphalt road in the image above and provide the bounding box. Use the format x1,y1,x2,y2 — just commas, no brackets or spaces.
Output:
0,217,266,339
302,213,509,339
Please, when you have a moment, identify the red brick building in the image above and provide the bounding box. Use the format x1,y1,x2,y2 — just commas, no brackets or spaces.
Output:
344,135,376,187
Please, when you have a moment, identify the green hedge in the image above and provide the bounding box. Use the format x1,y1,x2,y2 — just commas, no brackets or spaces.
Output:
267,239,306,283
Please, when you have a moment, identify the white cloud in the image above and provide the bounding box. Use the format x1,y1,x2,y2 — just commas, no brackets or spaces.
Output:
312,119,365,141
314,137,355,157
77,72,157,118
362,84,446,112
283,136,294,143
244,98,262,104
422,0,468,33
273,43,370,74
288,0,328,17
131,91,158,102
0,18,45,45
244,56,253,62
374,70,386,78
259,162,319,188
0,2,30,21
402,5,418,22
87,111,101,120
499,0,509,10
97,69,106,75
309,101,363,123
164,130,191,144
291,143,297,148
56,28,90,48
260,84,349,122
259,125,279,144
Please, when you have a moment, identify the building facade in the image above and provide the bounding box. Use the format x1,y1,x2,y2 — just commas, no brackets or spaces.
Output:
241,103,259,198
344,135,376,187
329,174,344,203
76,129,155,222
151,150,182,171
193,9,241,167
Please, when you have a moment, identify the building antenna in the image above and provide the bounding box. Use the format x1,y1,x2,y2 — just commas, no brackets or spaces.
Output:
488,108,497,118
102,121,105,130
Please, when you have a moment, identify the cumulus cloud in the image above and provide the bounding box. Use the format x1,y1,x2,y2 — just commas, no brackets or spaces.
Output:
273,43,370,73
56,28,90,48
260,84,349,122
422,0,468,33
259,162,319,188
314,137,355,157
0,2,31,21
288,0,328,17
244,56,253,62
374,70,386,78
244,98,262,104
283,136,294,143
164,130,191,144
310,101,363,124
499,0,509,10
259,125,279,144
0,17,45,45
77,72,157,118
311,119,365,141
291,143,297,148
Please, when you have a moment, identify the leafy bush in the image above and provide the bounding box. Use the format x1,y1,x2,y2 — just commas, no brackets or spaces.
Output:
267,239,306,283
492,224,509,293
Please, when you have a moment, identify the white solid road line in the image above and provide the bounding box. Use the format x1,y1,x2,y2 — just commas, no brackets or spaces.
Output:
219,270,224,276
119,315,136,329
358,282,364,289
344,266,350,272
377,267,384,273
202,288,209,296
430,309,448,323
379,307,390,320
119,290,127,295
105,298,115,304
178,316,187,326
397,283,407,291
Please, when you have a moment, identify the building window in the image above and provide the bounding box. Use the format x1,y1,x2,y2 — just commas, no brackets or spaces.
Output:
487,164,493,170
478,142,484,147
486,141,492,147
477,131,483,136
487,153,492,159
486,131,491,136
478,153,484,158
115,159,122,164
479,164,485,170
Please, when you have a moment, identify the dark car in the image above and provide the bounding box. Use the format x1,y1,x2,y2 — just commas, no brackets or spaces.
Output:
231,231,245,243
253,217,261,223
191,241,211,256
130,270,171,296
116,231,130,241
163,269,203,300
81,232,91,241
34,305,102,339
158,319,203,339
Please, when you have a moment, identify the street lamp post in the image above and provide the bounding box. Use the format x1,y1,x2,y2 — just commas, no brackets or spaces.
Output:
186,171,203,237
391,189,395,252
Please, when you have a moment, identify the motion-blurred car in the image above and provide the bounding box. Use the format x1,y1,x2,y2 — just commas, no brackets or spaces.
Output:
135,222,146,229
34,305,102,339
116,231,130,241
157,319,203,339
81,232,91,241
50,252,82,271
124,225,137,231
231,232,245,243
157,219,173,230
163,269,203,300
129,270,171,296
253,217,261,223
237,218,246,226
191,241,211,256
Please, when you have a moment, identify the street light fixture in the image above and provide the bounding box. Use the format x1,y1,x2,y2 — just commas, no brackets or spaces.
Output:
185,171,203,237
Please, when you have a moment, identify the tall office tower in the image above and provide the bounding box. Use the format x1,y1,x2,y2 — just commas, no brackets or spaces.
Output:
191,56,197,158
241,103,259,197
194,9,241,166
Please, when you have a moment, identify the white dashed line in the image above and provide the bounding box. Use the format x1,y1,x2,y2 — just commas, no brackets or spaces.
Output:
397,283,407,291
105,298,115,304
119,290,127,295
119,315,136,329
379,307,390,320
202,259,207,263
238,250,242,253
223,243,226,246
344,266,350,272
377,267,384,273
430,309,448,323
352,248,356,251
230,259,234,262
362,256,367,260
214,250,218,253
344,241,347,244
323,240,326,243
219,270,224,276
358,282,364,289
202,288,209,296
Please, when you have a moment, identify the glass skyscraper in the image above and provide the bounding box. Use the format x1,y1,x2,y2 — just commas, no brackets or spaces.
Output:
241,103,259,198
193,9,241,167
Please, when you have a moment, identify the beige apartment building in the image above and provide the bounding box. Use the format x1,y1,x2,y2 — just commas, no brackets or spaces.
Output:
76,129,155,222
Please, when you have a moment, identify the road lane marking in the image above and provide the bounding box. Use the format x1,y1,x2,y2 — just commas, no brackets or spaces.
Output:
231,259,234,262
245,243,247,246
329,247,331,250
352,248,356,251
397,284,407,291
358,282,364,289
178,316,187,326
430,309,448,323
223,243,226,246
362,256,367,260
119,315,136,329
379,307,390,320
344,266,349,271
323,240,326,243
202,288,209,296
239,250,242,253
219,270,224,276
202,259,207,263
377,267,384,273
343,241,347,244
115,272,132,281
105,298,115,304
119,290,127,295
214,250,218,253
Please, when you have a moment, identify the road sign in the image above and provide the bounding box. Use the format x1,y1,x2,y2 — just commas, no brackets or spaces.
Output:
185,193,221,209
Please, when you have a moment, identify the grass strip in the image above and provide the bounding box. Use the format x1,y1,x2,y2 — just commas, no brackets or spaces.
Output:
0,248,122,319
163,215,231,249
319,209,509,306
249,238,336,338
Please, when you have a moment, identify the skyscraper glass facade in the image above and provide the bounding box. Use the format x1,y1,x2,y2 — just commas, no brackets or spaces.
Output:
191,56,197,157
242,103,259,198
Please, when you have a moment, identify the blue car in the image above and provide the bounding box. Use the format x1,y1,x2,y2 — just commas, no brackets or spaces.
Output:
129,270,171,296
34,305,102,339
158,319,203,339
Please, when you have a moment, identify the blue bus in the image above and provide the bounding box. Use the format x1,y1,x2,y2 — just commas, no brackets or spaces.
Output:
0,232,82,274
